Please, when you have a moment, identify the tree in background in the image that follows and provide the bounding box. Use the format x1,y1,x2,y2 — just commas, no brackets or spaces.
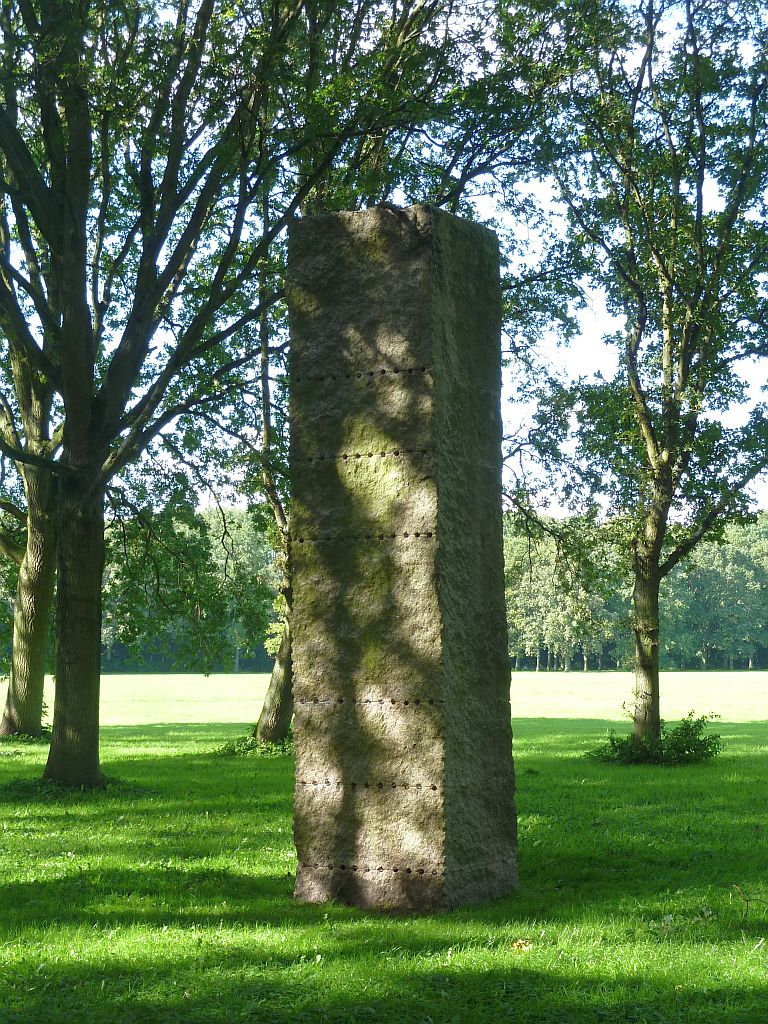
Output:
663,515,768,670
0,458,55,737
525,0,768,738
102,495,274,676
504,514,629,671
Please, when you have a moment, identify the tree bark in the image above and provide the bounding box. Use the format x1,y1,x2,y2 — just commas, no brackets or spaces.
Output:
43,475,105,787
632,557,661,741
254,613,293,744
0,469,56,737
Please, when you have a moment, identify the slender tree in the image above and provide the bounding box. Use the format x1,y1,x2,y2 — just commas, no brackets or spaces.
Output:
526,0,768,738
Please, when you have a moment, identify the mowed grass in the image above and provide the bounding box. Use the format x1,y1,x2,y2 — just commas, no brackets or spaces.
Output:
0,673,766,1023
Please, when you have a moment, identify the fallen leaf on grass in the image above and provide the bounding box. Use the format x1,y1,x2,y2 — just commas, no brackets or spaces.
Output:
510,939,533,951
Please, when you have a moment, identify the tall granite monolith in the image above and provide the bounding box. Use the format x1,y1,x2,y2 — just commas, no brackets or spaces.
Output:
287,204,516,910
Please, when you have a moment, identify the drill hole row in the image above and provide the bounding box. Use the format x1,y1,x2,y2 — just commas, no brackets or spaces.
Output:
292,367,432,384
294,448,431,463
297,780,439,791
303,863,442,876
296,697,442,706
293,531,434,543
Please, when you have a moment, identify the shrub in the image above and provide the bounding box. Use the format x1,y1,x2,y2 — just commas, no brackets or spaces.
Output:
216,731,293,758
586,712,722,765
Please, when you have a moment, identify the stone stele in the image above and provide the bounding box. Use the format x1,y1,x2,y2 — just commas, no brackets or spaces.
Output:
287,204,517,910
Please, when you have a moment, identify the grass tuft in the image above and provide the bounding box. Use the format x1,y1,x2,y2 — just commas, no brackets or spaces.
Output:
0,727,52,744
215,731,294,758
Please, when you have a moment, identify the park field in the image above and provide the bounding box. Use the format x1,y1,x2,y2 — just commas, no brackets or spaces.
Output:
0,672,766,1023
11,667,768,728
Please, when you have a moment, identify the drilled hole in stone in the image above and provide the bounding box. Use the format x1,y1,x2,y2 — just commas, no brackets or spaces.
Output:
340,864,346,870
342,454,349,460
394,368,400,374
377,866,384,872
393,867,399,872
404,700,409,706
403,782,409,789
417,869,425,875
431,784,438,791
414,532,421,538
406,868,412,874
391,782,397,789
432,870,438,875
390,698,396,705
403,532,410,538
378,782,384,789
394,449,400,456
352,865,358,871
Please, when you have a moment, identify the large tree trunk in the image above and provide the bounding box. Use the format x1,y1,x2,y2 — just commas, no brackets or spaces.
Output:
44,476,105,787
0,470,56,737
254,613,293,744
632,557,662,741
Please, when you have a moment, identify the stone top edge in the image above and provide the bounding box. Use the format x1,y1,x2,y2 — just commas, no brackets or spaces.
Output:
289,204,498,242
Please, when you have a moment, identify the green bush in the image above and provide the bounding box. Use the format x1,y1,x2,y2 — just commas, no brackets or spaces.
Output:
586,712,722,765
215,731,293,758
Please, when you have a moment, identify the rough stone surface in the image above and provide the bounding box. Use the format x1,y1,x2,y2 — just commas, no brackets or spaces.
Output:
287,204,517,910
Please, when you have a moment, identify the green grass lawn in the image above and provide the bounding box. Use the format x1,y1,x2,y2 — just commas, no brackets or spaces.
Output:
0,673,766,1023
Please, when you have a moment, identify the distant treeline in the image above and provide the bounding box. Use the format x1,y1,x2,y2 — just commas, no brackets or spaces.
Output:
0,507,278,677
505,512,768,671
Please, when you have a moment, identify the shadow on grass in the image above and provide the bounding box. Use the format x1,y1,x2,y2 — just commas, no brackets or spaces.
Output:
1,720,766,1023
3,949,767,1024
